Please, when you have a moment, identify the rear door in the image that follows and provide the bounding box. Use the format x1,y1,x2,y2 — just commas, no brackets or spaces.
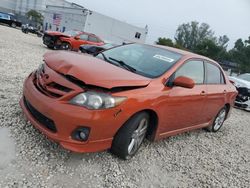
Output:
203,61,227,122
161,59,207,133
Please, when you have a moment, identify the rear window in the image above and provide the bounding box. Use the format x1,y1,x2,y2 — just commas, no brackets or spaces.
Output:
206,62,225,84
238,74,250,82
88,36,98,42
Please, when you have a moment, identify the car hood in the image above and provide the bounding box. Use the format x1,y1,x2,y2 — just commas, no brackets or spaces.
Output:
229,76,250,88
45,31,70,37
43,51,151,89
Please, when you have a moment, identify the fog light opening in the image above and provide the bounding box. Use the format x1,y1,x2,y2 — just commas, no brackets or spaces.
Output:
72,127,90,142
79,131,87,140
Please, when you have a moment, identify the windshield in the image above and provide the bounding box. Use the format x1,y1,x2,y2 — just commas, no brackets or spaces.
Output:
63,30,80,37
238,74,250,82
96,44,182,78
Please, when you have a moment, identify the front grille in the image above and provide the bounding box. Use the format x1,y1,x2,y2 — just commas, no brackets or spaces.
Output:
47,82,72,92
24,97,57,133
34,71,72,98
43,34,56,45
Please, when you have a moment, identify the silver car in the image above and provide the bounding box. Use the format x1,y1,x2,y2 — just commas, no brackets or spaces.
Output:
229,73,250,111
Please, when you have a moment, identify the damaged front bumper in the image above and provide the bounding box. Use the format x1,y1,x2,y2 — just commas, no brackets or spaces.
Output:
234,87,250,111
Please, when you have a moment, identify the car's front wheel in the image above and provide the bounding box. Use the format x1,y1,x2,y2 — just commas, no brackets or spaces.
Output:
60,42,72,50
111,112,149,160
206,107,227,132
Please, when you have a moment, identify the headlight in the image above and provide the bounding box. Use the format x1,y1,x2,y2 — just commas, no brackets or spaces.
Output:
70,91,127,110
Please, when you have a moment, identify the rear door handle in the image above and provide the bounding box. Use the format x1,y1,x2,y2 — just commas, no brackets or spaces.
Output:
223,90,227,94
200,91,206,96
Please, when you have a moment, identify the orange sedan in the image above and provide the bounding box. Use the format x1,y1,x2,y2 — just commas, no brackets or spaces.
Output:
20,44,237,159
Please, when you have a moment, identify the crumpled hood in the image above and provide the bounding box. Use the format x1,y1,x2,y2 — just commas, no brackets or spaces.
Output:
229,76,250,88
45,31,70,37
43,51,151,89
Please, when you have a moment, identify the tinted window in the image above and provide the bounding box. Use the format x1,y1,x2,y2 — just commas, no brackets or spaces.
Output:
206,62,224,84
80,34,88,40
88,36,98,42
0,13,10,20
175,60,204,84
96,44,183,78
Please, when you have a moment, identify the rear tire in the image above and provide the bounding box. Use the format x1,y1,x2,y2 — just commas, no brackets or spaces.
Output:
111,112,149,160
11,22,16,28
206,107,227,132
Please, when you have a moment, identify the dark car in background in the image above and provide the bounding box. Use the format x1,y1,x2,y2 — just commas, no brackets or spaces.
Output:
79,43,118,55
0,12,22,28
21,24,43,37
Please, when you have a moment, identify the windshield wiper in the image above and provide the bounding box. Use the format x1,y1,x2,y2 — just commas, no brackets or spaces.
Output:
98,52,109,62
108,57,137,72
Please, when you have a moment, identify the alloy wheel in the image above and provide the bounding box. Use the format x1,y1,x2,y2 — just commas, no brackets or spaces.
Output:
128,118,148,155
214,109,226,131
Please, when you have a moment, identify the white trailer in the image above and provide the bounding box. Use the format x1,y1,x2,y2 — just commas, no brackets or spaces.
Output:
43,5,148,44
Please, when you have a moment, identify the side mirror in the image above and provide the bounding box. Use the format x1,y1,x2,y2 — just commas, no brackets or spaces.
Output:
74,36,80,40
173,76,195,89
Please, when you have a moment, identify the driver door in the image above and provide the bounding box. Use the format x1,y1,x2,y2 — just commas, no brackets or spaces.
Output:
160,60,207,134
74,34,89,49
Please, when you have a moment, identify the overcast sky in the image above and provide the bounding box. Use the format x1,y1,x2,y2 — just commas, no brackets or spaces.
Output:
71,0,250,48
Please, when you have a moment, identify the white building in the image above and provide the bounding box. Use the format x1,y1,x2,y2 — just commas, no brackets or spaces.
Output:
0,0,81,15
44,5,148,44
0,0,16,13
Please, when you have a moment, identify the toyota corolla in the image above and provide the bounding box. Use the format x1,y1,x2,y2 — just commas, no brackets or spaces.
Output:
20,43,237,159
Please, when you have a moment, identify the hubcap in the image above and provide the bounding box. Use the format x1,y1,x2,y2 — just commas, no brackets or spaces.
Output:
128,118,148,155
62,44,70,50
214,109,226,131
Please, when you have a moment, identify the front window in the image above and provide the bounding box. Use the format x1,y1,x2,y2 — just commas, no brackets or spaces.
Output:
238,74,250,82
175,60,204,84
63,30,81,37
96,44,183,78
80,34,88,40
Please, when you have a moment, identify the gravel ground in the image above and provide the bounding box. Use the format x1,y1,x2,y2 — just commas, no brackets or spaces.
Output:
0,25,249,188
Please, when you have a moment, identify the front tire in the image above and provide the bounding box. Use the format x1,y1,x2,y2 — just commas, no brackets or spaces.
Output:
206,107,227,132
111,112,149,160
60,42,72,50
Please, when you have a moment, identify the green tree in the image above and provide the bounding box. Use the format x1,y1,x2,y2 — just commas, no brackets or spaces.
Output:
156,37,174,47
194,39,223,60
175,21,216,51
26,9,44,24
228,37,250,72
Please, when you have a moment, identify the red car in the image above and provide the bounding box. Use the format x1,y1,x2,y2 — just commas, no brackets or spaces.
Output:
43,30,104,51
20,44,237,159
